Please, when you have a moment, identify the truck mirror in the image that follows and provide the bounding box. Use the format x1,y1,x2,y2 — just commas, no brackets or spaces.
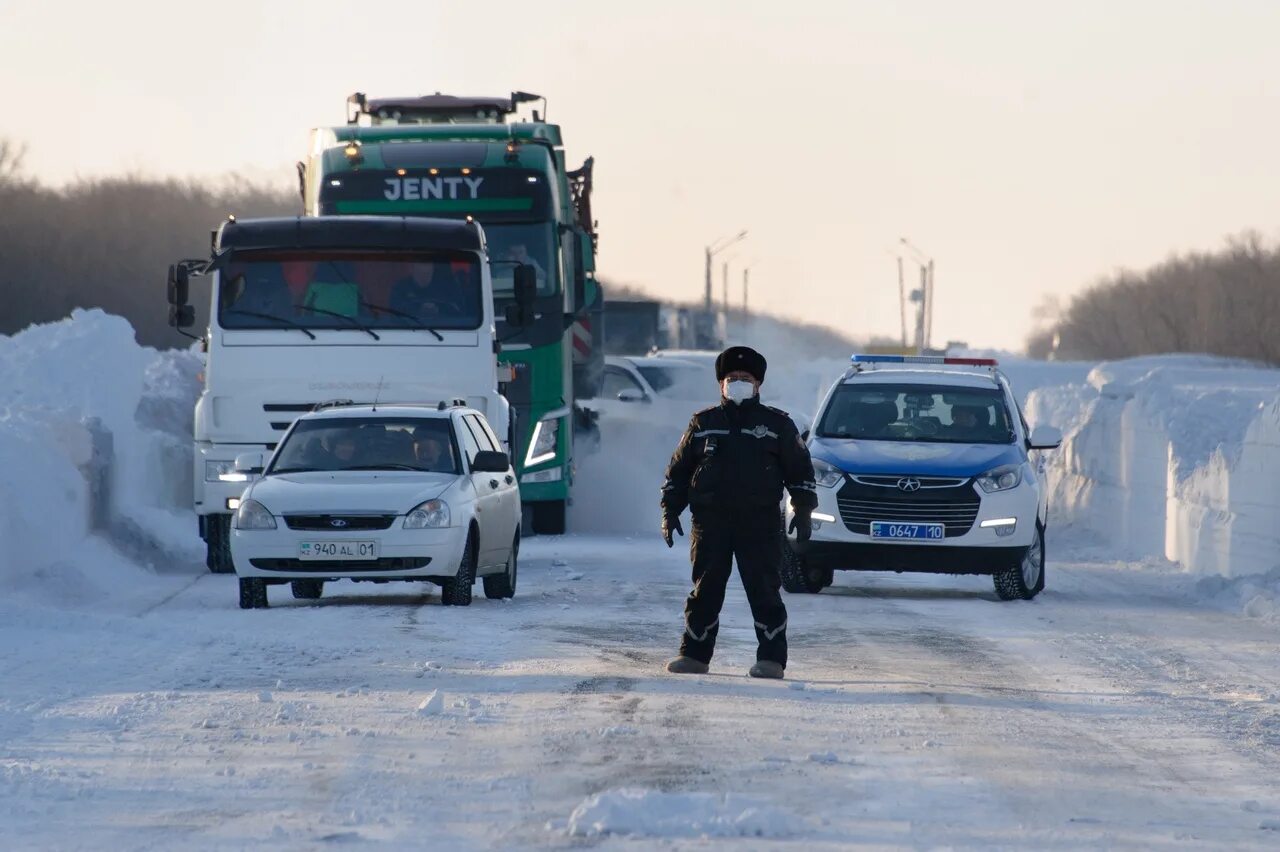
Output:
167,264,190,306
504,303,526,328
513,264,537,310
169,303,195,329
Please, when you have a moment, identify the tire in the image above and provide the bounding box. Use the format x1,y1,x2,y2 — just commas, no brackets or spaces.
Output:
239,578,268,609
994,523,1046,601
483,532,519,599
206,514,235,574
531,499,567,535
780,533,829,594
291,580,324,600
441,526,478,607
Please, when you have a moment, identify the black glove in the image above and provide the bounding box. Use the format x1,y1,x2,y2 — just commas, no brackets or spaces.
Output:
662,514,684,548
788,511,812,543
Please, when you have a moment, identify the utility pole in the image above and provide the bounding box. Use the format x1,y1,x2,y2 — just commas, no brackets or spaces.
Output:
899,237,934,355
722,260,730,313
897,255,907,348
743,267,750,319
704,229,748,313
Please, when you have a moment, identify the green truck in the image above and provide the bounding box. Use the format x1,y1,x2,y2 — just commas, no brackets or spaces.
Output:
300,92,601,534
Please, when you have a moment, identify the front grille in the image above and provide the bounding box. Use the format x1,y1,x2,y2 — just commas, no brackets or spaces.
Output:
850,475,968,489
836,477,980,538
284,514,397,531
249,557,431,572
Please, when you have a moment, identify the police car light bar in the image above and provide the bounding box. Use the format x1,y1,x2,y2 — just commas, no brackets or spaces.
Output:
850,354,999,367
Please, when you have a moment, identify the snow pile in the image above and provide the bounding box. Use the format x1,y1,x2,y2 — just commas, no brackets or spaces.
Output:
0,310,202,602
564,788,805,839
1024,355,1280,583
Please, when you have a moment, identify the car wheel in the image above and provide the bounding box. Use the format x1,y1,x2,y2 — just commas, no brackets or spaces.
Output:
994,523,1046,601
207,514,235,574
291,580,324,600
239,578,268,609
441,526,478,607
483,532,519,599
780,532,827,594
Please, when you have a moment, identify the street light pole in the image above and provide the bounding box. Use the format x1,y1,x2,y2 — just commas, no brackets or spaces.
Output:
899,237,934,354
704,229,748,312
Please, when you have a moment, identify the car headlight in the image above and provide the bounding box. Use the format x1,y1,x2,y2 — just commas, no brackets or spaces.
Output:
812,458,845,488
524,417,559,467
206,460,236,482
404,499,451,529
976,464,1022,493
234,498,277,530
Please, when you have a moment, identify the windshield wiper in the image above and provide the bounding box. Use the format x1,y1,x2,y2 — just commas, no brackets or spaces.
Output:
340,464,429,472
222,309,317,340
270,466,322,474
360,301,445,341
296,305,381,340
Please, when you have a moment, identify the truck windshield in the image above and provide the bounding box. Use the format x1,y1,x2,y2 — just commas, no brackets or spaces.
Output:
485,223,558,298
816,384,1015,444
218,250,483,332
270,417,460,474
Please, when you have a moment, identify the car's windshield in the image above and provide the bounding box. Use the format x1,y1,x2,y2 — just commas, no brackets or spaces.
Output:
485,223,558,298
635,364,710,400
816,383,1015,444
269,417,460,474
218,250,483,331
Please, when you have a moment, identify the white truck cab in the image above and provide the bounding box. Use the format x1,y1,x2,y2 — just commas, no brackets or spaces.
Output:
166,215,523,573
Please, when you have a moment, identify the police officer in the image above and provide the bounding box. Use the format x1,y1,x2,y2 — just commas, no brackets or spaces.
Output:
660,346,817,679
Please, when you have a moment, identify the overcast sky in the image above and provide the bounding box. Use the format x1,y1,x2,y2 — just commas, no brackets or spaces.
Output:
4,0,1279,351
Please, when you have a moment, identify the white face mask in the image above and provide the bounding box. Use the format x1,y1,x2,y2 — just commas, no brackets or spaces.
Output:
723,379,756,404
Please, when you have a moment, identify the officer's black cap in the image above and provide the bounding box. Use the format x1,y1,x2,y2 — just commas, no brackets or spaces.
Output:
715,346,767,383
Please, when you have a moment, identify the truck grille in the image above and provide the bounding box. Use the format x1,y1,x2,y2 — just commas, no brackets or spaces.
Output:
284,514,397,531
836,478,980,538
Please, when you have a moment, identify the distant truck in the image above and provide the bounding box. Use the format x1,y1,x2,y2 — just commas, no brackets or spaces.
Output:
166,215,526,573
602,299,663,355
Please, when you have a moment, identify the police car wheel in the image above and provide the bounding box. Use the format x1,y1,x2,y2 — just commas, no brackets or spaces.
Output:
780,536,826,594
441,527,478,607
993,523,1046,601
291,580,324,600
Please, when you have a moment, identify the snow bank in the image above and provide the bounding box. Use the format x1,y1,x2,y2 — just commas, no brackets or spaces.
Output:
0,310,202,603
1025,356,1280,586
564,788,804,839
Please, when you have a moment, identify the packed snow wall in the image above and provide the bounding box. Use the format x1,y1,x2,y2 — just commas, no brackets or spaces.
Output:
1025,356,1280,579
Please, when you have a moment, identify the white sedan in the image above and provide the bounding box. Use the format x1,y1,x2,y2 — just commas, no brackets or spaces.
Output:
229,403,521,609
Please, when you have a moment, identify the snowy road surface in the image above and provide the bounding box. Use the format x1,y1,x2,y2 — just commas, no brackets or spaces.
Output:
4,534,1280,849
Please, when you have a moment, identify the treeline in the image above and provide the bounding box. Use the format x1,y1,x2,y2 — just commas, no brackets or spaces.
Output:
0,141,298,348
1028,233,1280,364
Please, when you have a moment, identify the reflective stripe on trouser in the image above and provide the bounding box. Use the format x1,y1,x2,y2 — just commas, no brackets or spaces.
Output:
679,507,788,666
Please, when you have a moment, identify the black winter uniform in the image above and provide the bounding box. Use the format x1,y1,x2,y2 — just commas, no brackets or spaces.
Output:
661,396,817,666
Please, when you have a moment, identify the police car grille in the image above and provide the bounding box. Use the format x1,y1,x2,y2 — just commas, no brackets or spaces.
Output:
284,514,397,531
836,480,980,537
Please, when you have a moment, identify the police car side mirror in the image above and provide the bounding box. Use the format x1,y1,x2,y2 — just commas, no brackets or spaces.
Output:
1028,425,1062,450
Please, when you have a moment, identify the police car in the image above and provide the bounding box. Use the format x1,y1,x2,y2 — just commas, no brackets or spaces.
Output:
229,403,521,609
783,355,1062,600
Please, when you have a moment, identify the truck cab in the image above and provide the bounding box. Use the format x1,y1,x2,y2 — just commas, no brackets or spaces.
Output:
166,215,518,573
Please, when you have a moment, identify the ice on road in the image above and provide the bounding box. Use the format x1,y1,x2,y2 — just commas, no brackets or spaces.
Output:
3,533,1280,849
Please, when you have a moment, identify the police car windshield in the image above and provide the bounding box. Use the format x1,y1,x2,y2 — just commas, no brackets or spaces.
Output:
269,417,460,474
218,250,483,332
816,384,1015,444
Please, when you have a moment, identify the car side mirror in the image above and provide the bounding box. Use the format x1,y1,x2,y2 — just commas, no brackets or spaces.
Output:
1028,425,1062,450
471,450,510,473
616,388,647,403
167,264,190,306
168,303,195,329
234,451,266,473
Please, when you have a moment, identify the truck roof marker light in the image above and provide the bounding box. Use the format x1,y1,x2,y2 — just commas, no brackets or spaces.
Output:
343,141,364,165
429,168,439,176
329,179,342,187
850,354,999,367
461,167,471,175
396,168,406,176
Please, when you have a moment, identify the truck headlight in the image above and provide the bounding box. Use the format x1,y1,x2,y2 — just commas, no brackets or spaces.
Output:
976,464,1022,493
812,459,845,488
405,499,451,529
206,460,237,482
234,498,277,530
524,417,559,467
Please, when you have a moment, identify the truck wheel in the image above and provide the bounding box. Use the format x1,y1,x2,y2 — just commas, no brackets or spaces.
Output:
994,524,1046,601
206,514,235,574
483,533,519,599
780,535,828,594
239,578,268,609
441,527,478,607
532,500,567,535
291,580,324,600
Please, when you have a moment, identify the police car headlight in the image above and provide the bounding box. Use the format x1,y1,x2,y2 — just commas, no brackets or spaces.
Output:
234,499,277,530
405,499,451,529
812,459,845,488
976,464,1022,493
